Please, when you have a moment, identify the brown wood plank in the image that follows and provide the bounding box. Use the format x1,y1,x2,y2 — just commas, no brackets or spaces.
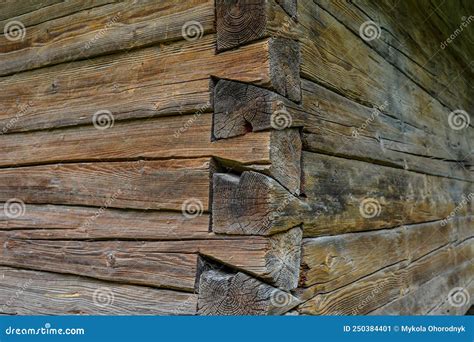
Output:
215,0,297,51
0,34,298,133
0,0,62,21
297,2,473,164
0,158,212,212
0,0,215,76
0,204,210,240
0,236,199,291
0,117,301,196
212,78,472,182
212,171,309,235
0,114,272,167
0,266,198,315
370,260,473,315
299,218,458,291
314,0,474,112
0,227,302,291
301,151,473,237
297,237,473,315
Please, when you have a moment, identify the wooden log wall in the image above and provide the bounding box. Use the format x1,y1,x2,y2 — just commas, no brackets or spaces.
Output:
0,0,472,315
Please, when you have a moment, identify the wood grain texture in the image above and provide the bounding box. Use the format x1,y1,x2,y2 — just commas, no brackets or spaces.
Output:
314,0,474,112
301,151,473,237
213,78,472,182
212,171,309,235
0,158,213,211
0,228,303,291
370,259,473,315
297,2,473,164
0,35,295,133
299,218,460,291
297,237,473,315
0,0,215,76
197,269,301,315
0,266,198,315
0,114,274,167
215,0,297,51
0,204,210,240
213,79,305,139
0,236,200,291
299,79,473,182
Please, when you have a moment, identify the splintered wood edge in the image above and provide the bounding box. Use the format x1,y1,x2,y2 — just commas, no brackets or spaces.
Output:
213,79,303,139
211,171,309,235
197,269,301,315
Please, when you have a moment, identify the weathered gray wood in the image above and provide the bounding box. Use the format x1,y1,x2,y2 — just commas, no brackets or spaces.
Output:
299,79,473,182
301,151,473,237
297,238,473,315
198,269,300,315
0,236,199,291
299,219,457,291
276,0,297,18
213,79,305,139
370,260,473,315
0,0,215,76
297,2,473,163
212,171,309,235
314,0,474,112
213,78,472,182
0,266,198,315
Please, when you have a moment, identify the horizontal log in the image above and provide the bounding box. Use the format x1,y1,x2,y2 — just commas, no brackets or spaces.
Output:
0,114,269,166
0,204,210,240
0,35,298,133
0,0,215,76
198,269,301,315
0,266,198,315
301,151,473,237
297,238,473,315
215,0,298,51
0,227,303,291
315,0,474,112
212,78,472,182
0,0,62,21
299,79,473,182
0,237,199,291
299,218,459,291
212,171,309,235
0,158,213,212
297,2,473,163
370,259,473,315
0,116,300,196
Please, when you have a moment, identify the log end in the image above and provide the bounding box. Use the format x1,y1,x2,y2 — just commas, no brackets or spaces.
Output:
197,269,301,315
216,0,268,51
212,171,308,235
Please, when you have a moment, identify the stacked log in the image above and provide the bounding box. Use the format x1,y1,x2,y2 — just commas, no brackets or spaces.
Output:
0,0,472,315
